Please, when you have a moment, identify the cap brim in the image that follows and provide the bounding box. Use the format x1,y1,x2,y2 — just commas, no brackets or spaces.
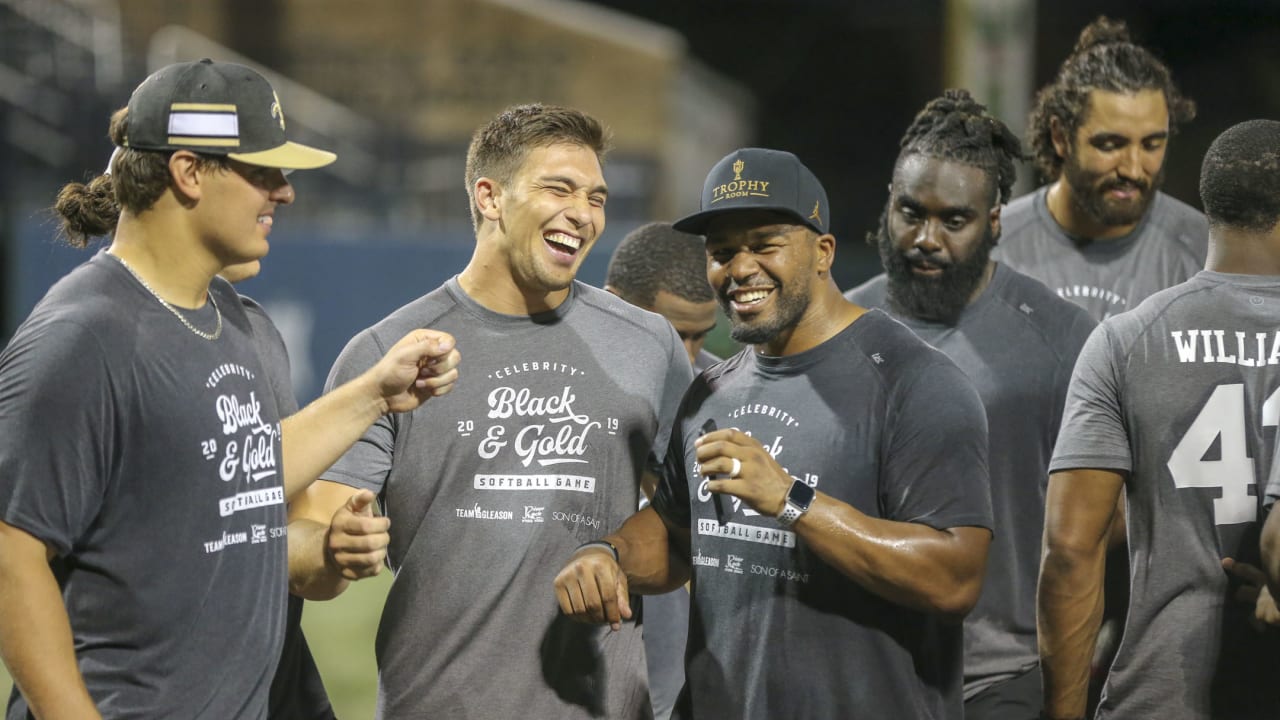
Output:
228,141,336,170
672,206,820,235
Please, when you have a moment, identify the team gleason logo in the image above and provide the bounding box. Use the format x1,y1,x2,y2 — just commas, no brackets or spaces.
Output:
711,158,771,203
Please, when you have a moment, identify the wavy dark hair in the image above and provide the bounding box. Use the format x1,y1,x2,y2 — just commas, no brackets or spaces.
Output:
1027,16,1195,182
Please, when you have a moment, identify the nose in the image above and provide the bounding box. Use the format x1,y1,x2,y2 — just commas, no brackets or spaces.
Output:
724,248,760,282
912,220,943,255
563,193,592,228
1117,145,1143,181
270,175,295,205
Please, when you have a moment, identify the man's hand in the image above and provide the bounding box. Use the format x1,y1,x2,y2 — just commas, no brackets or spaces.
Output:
696,428,792,517
554,546,632,631
324,489,391,580
373,329,461,414
1222,557,1280,630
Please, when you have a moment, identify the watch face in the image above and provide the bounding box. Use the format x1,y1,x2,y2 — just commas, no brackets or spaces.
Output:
788,479,816,511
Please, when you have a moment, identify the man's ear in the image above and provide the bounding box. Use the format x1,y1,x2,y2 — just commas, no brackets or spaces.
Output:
815,232,836,274
1049,115,1070,160
989,204,1003,244
475,178,502,223
168,151,204,203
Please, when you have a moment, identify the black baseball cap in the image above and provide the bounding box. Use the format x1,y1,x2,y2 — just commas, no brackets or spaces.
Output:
673,147,829,235
121,59,336,170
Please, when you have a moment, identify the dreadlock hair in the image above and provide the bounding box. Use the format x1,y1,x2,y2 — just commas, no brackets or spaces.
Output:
1028,16,1196,182
53,107,228,247
606,221,714,307
897,88,1023,206
1199,120,1280,233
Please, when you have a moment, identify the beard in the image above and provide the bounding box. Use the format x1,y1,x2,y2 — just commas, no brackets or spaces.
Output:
1061,152,1164,229
719,279,811,345
877,210,995,325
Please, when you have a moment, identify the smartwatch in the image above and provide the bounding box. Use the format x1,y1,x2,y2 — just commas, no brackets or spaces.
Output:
776,479,816,527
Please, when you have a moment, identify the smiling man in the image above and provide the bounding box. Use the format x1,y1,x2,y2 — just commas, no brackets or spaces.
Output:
287,104,692,719
0,59,459,719
846,90,1096,719
995,16,1207,322
555,148,994,719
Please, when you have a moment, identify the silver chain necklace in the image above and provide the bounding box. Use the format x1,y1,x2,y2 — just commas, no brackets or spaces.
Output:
107,252,222,340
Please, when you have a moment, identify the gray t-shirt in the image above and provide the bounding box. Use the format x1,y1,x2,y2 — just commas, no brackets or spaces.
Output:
244,298,336,720
653,311,993,720
847,263,1096,698
0,253,289,719
323,277,692,720
994,187,1208,321
1051,271,1280,719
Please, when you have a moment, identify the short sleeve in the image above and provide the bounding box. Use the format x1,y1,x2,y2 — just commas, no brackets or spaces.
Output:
881,359,993,531
242,298,299,416
653,324,695,461
653,383,703,531
0,319,116,553
1049,309,1100,448
1049,322,1132,474
317,329,397,493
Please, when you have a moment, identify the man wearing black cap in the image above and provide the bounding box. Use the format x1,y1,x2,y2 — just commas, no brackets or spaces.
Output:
0,59,460,719
555,148,994,719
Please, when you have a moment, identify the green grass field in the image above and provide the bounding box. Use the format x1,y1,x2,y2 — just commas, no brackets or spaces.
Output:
0,573,391,718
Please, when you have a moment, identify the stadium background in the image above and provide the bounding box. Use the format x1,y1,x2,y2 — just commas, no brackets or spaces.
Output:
2,0,1278,715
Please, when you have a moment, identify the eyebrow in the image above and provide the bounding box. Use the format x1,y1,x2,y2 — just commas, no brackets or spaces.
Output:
1089,130,1168,144
541,175,609,198
897,195,979,218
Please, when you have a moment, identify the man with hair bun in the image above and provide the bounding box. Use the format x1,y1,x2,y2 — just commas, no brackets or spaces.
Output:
1040,119,1280,720
847,89,1096,719
0,59,460,719
996,16,1207,321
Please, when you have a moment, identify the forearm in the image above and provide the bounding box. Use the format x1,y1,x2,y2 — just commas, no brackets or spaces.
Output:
794,494,988,620
0,527,100,719
609,506,690,595
287,517,351,600
281,373,386,500
1262,508,1280,597
1038,537,1107,718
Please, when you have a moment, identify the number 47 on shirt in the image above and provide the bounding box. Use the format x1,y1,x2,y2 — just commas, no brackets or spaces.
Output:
1168,384,1280,525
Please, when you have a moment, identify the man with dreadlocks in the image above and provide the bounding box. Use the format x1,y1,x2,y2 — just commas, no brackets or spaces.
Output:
1041,119,1280,720
846,89,1095,719
995,16,1207,322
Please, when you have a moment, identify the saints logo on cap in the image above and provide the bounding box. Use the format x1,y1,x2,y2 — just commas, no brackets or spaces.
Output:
271,91,286,132
120,58,334,170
